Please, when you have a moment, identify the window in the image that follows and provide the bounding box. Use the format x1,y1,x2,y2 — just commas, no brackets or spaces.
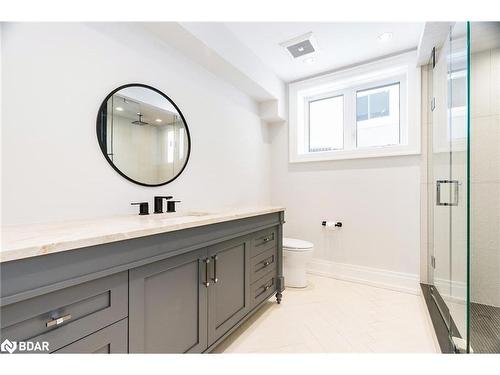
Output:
308,95,344,152
356,83,400,148
289,51,420,162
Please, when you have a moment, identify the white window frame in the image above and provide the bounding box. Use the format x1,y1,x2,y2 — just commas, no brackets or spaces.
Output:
289,51,421,163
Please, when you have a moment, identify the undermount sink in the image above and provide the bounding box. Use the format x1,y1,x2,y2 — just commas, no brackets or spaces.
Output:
160,211,213,218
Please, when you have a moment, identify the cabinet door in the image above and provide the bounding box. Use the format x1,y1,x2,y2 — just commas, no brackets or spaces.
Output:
54,318,127,353
207,236,251,345
129,248,208,353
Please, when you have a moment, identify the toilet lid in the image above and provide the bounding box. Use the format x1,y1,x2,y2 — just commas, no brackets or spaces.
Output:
283,238,313,251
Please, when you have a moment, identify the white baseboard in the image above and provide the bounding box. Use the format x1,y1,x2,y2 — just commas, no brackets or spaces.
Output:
307,258,420,295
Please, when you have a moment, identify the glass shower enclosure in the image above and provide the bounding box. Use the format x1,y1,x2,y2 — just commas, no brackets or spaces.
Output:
427,21,500,354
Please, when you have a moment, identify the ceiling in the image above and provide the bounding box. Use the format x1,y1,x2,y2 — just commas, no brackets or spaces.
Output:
224,22,424,82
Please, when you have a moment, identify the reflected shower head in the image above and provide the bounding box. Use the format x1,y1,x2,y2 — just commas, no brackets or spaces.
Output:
132,113,149,126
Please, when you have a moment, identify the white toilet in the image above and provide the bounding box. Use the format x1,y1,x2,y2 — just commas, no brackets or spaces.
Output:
283,237,314,288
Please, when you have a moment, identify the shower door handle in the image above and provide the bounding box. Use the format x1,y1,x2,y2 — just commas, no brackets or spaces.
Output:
436,180,460,206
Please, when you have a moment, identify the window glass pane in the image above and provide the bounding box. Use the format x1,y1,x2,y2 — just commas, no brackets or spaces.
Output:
356,95,368,121
369,90,390,118
308,95,344,152
356,83,400,148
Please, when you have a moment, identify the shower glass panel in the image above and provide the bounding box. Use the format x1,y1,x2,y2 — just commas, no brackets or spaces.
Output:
430,21,469,352
430,21,500,353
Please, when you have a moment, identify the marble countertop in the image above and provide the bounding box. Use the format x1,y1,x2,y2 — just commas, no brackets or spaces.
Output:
0,207,285,263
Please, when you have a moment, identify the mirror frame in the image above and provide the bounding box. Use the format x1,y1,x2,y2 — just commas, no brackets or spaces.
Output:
96,83,191,187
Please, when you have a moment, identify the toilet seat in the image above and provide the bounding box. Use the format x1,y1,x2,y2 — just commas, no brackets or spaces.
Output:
283,238,313,252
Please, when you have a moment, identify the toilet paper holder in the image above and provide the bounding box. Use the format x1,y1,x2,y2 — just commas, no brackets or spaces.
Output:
321,221,342,228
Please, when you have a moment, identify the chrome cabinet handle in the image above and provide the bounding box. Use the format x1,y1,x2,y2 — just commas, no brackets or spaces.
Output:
203,258,210,287
212,255,218,283
46,314,72,328
263,236,272,243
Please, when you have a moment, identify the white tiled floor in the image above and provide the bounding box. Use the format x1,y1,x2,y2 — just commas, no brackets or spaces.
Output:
213,275,438,353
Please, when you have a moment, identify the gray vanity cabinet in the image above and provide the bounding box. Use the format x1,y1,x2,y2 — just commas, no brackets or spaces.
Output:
207,236,251,346
1,211,285,354
128,248,208,353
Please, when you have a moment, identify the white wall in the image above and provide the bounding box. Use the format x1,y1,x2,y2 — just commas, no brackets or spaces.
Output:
270,118,421,291
1,23,272,225
1,22,423,293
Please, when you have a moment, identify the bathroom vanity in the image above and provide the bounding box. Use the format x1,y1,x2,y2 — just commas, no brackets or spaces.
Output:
0,207,285,353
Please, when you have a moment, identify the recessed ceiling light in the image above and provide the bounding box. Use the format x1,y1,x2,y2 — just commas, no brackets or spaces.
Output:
155,118,162,123
303,57,315,64
115,107,123,111
378,32,393,42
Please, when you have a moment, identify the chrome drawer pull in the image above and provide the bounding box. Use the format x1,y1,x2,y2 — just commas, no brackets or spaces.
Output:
263,281,273,291
261,258,272,267
46,314,72,328
263,236,272,243
256,281,274,298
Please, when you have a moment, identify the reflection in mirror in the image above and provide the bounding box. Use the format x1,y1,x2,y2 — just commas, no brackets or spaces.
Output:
97,85,190,186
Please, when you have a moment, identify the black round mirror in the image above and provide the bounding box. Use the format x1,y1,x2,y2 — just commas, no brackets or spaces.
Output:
96,84,191,186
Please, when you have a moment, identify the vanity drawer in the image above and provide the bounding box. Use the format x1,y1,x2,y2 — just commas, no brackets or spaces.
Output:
251,272,277,308
250,247,277,283
251,227,277,257
54,318,128,354
0,271,128,353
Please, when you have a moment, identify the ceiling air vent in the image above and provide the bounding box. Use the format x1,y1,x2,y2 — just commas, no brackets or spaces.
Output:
280,32,318,60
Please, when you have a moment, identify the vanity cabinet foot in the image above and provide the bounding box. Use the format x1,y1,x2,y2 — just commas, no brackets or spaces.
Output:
276,276,285,304
276,291,282,304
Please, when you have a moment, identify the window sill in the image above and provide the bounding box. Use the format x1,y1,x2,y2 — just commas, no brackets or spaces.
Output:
289,145,421,163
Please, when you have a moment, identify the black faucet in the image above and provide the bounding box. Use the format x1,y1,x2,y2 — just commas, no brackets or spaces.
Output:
131,202,149,215
154,196,173,214
166,200,181,213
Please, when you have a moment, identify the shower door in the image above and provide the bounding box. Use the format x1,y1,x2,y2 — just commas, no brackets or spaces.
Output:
430,22,469,353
